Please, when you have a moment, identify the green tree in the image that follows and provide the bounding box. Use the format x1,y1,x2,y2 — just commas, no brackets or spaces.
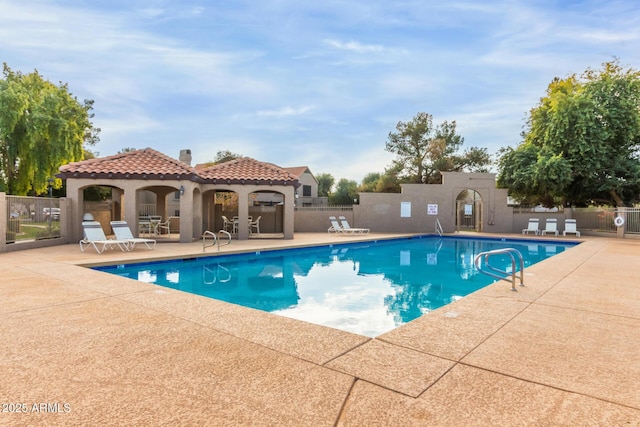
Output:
385,112,490,184
359,172,381,192
498,60,640,207
213,150,242,164
118,147,137,154
0,64,99,195
316,173,334,197
329,178,358,205
375,165,402,193
200,150,243,168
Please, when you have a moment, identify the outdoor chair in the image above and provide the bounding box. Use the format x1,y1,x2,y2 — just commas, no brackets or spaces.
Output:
338,216,370,234
249,216,261,234
111,220,156,250
522,218,540,235
541,218,559,236
328,216,346,234
563,219,581,237
80,221,129,254
157,216,176,235
221,216,233,233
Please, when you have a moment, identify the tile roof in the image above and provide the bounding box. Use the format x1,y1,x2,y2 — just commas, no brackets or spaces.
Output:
282,166,310,178
57,149,298,187
58,148,197,180
198,157,298,185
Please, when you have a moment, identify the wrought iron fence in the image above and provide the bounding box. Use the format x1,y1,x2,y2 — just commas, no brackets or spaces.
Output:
294,205,354,211
573,207,640,234
6,195,61,242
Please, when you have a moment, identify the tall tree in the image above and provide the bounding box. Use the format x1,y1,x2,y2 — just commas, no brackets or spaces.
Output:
329,178,359,205
385,112,490,184
359,172,382,192
0,64,99,195
316,173,334,198
213,150,242,164
200,150,243,168
498,60,640,207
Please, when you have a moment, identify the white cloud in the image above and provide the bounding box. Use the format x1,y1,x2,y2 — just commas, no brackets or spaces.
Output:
1,0,640,184
256,105,314,118
324,39,386,54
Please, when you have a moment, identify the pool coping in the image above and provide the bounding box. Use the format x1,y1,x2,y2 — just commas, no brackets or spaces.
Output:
2,232,639,425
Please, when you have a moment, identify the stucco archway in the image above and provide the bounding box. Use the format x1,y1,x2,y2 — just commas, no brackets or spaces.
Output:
455,189,483,232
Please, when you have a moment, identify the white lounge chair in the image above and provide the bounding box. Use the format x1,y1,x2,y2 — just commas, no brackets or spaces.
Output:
563,219,581,237
111,221,156,250
328,216,345,233
522,218,540,235
339,216,370,234
541,218,559,236
80,221,129,253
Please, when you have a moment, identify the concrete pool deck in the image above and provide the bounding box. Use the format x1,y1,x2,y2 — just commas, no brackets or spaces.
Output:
1,233,639,426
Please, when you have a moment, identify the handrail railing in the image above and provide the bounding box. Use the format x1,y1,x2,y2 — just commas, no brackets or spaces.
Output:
203,230,232,252
474,248,525,291
435,218,443,236
203,264,231,285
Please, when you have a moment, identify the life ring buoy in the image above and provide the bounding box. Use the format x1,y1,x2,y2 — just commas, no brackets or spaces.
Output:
614,216,625,227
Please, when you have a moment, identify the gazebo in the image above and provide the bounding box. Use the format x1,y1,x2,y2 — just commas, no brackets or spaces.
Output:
57,148,299,243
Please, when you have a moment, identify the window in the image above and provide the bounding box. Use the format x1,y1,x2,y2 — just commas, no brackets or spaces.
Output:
302,185,311,197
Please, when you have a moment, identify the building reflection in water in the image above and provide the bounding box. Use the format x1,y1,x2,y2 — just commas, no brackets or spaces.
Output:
107,237,571,337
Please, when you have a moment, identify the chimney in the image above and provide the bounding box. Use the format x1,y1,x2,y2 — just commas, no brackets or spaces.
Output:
179,149,192,165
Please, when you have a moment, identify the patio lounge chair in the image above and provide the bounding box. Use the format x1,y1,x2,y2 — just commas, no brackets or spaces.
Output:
563,219,581,237
80,221,129,253
541,218,559,236
111,220,156,250
339,216,370,234
522,218,540,235
328,216,345,233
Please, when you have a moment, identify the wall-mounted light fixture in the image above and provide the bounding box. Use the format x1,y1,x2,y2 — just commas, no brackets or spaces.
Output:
179,185,185,196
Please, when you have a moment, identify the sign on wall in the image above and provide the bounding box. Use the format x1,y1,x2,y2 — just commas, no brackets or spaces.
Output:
427,204,438,215
401,202,411,217
464,204,473,216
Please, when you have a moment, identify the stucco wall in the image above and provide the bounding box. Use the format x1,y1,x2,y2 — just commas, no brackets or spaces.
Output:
354,172,513,234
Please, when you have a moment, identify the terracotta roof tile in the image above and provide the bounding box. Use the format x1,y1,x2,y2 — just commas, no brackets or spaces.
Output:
57,150,298,187
58,148,197,180
198,157,298,184
283,166,313,179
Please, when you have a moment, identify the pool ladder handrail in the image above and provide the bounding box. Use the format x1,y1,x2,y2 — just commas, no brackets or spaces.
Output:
474,248,525,291
203,230,232,252
435,218,443,236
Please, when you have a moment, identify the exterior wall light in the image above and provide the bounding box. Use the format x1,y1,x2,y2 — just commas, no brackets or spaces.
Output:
180,185,185,195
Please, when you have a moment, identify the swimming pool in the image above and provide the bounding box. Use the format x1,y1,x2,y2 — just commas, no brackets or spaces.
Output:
96,236,577,337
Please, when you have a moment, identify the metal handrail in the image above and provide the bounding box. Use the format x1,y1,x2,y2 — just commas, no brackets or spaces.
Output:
203,230,232,252
474,248,525,291
435,218,443,236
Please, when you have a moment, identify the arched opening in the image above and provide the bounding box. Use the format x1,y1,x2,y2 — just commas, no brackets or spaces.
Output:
135,185,182,240
455,189,483,232
202,189,239,234
80,184,120,234
248,190,285,236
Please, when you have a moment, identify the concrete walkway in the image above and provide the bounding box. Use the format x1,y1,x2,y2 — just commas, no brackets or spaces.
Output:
1,234,639,426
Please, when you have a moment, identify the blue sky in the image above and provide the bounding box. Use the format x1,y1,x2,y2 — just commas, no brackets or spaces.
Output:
2,1,639,183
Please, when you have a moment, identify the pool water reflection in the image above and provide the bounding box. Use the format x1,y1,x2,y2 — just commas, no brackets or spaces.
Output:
97,236,577,337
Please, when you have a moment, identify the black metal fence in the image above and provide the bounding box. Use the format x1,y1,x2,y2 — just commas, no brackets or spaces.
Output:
6,195,62,243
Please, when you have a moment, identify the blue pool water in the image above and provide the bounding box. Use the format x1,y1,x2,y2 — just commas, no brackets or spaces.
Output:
96,236,577,337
